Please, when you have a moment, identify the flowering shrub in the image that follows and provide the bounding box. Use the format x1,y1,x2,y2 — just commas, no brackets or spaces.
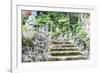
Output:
32,32,51,61
22,32,51,62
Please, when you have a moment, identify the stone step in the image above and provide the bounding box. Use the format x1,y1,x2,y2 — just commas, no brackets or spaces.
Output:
52,44,74,49
49,40,86,61
50,51,80,54
48,55,86,61
62,44,74,47
52,41,71,44
50,48,78,51
50,52,82,56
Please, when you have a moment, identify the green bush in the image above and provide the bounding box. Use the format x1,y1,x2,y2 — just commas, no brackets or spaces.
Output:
22,16,28,25
22,36,32,47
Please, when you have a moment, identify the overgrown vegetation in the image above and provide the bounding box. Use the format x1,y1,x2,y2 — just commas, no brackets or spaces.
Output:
22,10,90,62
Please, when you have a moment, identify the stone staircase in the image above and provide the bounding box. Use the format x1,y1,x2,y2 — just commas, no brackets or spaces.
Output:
48,40,87,61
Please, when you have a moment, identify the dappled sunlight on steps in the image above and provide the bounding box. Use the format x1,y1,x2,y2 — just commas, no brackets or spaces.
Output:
48,41,87,61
